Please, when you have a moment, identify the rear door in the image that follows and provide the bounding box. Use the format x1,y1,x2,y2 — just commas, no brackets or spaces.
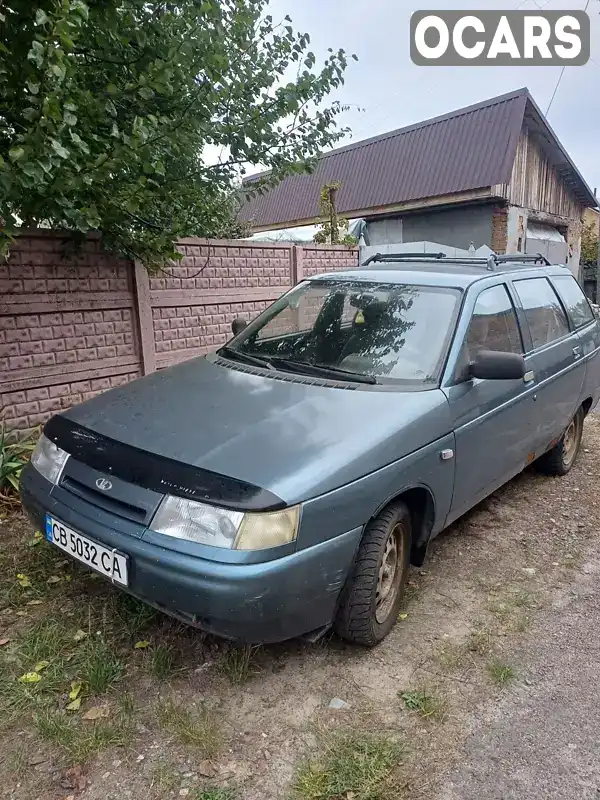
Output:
444,281,538,522
510,275,585,452
551,273,600,408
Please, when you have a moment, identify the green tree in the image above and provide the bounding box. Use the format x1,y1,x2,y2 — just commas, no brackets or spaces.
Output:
313,182,357,245
0,1,355,265
581,220,599,265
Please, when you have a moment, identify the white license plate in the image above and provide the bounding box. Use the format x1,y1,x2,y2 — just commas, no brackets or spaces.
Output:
45,515,129,586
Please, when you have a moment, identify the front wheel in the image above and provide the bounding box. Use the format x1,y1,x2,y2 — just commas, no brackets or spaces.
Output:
535,408,584,476
335,502,411,646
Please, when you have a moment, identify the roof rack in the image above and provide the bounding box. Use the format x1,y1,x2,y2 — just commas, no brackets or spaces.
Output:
362,251,552,270
362,252,447,265
493,253,551,266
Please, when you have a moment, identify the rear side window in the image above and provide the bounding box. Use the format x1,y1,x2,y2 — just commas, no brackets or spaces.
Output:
464,284,523,359
552,275,595,329
514,277,570,350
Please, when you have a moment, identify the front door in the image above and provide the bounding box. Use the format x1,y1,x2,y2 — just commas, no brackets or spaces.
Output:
444,282,538,522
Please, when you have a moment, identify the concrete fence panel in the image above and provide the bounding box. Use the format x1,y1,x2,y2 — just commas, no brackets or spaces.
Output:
1,231,358,433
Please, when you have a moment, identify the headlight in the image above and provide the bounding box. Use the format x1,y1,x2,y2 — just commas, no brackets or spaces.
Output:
151,495,300,551
31,434,69,485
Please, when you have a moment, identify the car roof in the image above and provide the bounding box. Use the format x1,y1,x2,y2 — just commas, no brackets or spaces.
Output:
310,261,574,290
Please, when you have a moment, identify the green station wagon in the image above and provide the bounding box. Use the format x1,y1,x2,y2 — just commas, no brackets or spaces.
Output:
21,253,600,646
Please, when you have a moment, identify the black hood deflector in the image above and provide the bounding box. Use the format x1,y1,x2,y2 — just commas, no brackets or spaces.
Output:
45,415,285,512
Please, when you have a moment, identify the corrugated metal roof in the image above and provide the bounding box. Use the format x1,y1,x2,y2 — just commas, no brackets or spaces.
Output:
239,88,594,230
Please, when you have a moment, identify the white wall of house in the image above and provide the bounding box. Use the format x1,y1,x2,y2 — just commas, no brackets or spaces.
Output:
506,206,528,254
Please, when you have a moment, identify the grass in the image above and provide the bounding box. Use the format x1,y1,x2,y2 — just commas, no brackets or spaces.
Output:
149,643,175,679
0,619,72,719
191,791,238,800
219,644,260,685
0,534,73,608
157,698,222,756
0,619,124,738
465,627,494,657
293,730,402,800
436,642,468,672
487,600,514,622
118,691,137,717
19,618,71,664
115,593,158,635
150,761,181,795
512,613,533,633
512,590,536,609
399,689,447,720
2,748,28,779
435,623,495,674
484,587,542,637
0,513,142,775
34,707,134,763
436,591,535,677
76,635,124,694
487,660,517,686
0,425,37,504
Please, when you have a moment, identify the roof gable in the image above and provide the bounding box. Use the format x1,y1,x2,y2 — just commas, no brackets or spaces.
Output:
239,88,594,230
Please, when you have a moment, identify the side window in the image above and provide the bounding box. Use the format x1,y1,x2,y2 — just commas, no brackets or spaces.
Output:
552,275,595,329
514,277,570,350
464,284,523,362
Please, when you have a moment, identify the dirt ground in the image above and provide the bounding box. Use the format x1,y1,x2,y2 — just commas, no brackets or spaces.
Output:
1,415,599,800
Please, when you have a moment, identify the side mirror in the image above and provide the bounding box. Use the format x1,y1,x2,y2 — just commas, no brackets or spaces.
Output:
231,316,247,336
469,350,526,381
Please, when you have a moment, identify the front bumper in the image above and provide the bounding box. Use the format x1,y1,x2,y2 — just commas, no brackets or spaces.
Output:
20,465,362,644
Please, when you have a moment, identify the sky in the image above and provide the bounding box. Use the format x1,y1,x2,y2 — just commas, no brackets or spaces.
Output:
266,0,600,195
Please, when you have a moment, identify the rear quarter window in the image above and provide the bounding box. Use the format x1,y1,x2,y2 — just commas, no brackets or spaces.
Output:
551,275,595,329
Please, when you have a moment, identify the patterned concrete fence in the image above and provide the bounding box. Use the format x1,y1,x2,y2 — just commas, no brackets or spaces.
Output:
1,231,359,433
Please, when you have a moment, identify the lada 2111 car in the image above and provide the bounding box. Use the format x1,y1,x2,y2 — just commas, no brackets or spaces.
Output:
21,252,600,645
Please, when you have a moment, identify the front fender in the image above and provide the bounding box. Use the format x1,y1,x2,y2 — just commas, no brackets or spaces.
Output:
297,433,456,551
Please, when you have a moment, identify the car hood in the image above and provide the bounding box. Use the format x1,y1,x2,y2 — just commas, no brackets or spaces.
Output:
61,356,452,505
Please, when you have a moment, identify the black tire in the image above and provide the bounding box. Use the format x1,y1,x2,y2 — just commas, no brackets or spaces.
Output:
335,502,411,647
535,408,584,476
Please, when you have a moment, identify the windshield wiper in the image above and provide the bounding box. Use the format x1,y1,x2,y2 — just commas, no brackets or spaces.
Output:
220,346,274,370
221,348,377,385
269,357,377,385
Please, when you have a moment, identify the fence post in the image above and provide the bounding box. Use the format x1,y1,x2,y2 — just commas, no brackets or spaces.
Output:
133,259,156,375
291,245,304,285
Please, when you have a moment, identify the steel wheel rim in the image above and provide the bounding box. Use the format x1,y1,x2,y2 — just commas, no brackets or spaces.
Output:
562,416,580,467
375,523,403,623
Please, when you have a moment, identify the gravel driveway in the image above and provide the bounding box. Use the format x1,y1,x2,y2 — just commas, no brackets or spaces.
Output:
1,415,599,800
437,557,600,800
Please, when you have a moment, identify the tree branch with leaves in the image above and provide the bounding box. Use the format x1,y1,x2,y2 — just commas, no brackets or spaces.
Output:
581,220,599,266
0,0,356,266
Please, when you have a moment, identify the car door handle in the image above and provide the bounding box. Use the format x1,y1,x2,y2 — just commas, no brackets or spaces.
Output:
523,370,535,383
573,345,582,359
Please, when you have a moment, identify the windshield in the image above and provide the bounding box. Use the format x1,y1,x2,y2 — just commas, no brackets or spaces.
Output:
226,280,462,386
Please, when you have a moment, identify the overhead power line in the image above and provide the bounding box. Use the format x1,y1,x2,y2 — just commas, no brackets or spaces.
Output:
545,0,591,117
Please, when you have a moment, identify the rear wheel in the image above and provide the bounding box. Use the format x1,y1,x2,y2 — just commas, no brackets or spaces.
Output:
335,503,411,646
535,408,584,476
